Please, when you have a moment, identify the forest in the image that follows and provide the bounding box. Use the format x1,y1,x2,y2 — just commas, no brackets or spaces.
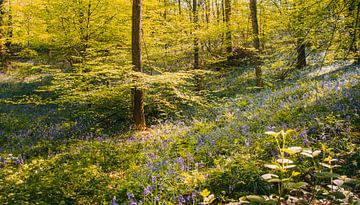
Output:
0,0,359,204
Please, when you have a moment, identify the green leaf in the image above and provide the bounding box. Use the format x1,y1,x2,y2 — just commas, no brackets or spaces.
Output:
284,181,308,189
285,129,294,136
246,195,265,203
300,151,313,158
264,164,280,170
319,163,332,169
264,199,278,205
312,150,321,157
283,165,296,169
261,174,279,180
267,178,290,183
265,131,278,137
315,172,340,179
276,158,293,164
284,146,302,155
330,191,346,199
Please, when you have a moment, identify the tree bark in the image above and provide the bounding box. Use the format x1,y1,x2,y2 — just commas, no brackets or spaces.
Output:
296,38,306,69
0,0,5,69
295,0,306,69
225,0,232,53
178,0,181,14
250,0,263,87
193,0,199,69
250,0,260,50
132,0,146,130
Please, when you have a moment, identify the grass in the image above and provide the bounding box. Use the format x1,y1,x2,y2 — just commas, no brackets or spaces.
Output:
0,61,359,204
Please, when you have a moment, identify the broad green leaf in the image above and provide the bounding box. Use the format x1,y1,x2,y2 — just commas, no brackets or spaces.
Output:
285,129,294,136
315,172,340,179
264,164,280,170
282,147,302,155
300,152,313,158
267,178,282,183
330,191,346,199
283,165,296,169
265,131,278,137
276,158,293,164
264,199,278,205
261,174,279,180
284,181,308,189
319,163,332,169
268,178,290,183
246,195,265,203
320,163,340,169
312,150,321,157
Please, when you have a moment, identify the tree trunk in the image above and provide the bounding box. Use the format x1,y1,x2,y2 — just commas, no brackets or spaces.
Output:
205,0,210,24
225,0,232,53
250,0,263,87
296,38,306,69
132,0,146,130
250,0,260,50
193,0,199,69
178,0,181,14
5,0,12,49
0,0,5,69
295,0,306,69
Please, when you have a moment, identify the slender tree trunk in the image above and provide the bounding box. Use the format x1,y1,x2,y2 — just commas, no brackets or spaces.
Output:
193,0,199,69
163,0,167,19
296,38,306,68
205,0,210,24
295,0,306,69
225,0,232,53
5,0,12,49
250,0,262,87
132,0,146,130
178,0,181,14
0,0,5,69
215,0,220,23
347,2,359,62
250,0,260,50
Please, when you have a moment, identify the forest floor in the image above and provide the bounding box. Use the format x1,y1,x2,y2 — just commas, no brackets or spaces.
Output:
0,61,359,204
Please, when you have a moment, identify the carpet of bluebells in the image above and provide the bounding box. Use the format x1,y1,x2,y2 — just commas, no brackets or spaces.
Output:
0,62,359,204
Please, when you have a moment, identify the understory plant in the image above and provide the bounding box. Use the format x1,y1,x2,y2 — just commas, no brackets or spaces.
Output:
241,129,359,205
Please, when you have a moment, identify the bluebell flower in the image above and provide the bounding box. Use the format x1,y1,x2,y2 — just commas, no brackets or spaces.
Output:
112,196,118,205
127,193,134,200
144,186,151,196
178,195,185,203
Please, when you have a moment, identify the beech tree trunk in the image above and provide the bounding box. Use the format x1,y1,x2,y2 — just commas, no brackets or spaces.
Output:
0,0,5,69
193,0,199,69
132,0,146,130
250,0,263,87
250,0,260,50
296,38,306,69
224,0,232,53
295,0,306,69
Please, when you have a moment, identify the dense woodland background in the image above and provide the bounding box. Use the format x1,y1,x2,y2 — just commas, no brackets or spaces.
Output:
0,0,359,204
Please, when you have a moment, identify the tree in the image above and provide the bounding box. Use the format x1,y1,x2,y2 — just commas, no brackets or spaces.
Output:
294,0,306,69
132,0,146,130
0,0,5,68
250,0,259,50
250,0,262,87
193,0,199,69
224,0,232,53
